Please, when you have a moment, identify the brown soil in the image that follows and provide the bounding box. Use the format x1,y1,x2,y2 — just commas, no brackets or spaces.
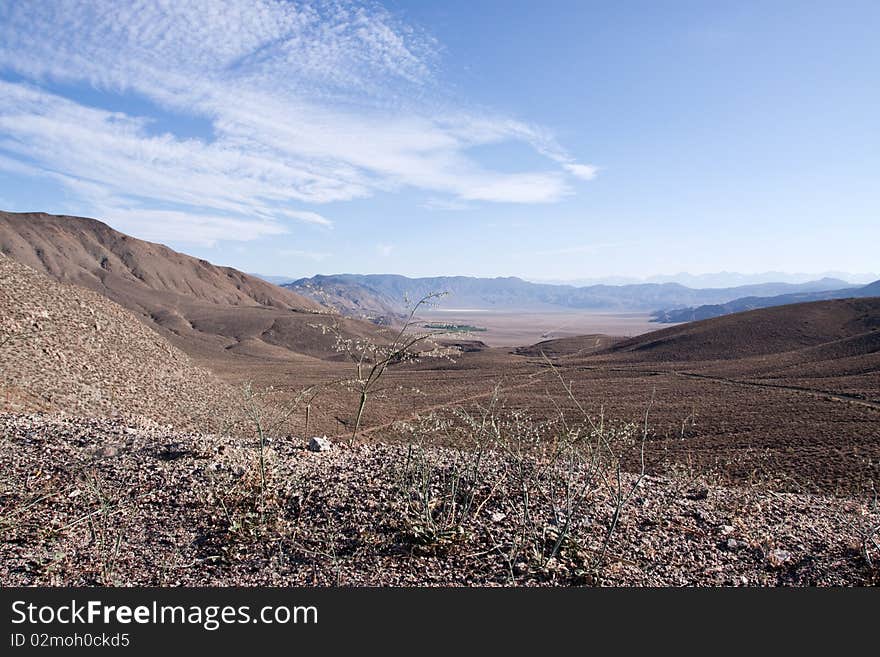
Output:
0,211,384,361
0,253,237,432
159,296,880,499
2,214,879,586
1,414,875,586
604,297,880,362
515,333,623,357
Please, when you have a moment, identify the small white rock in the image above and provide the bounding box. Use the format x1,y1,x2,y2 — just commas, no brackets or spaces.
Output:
307,435,332,452
768,548,792,567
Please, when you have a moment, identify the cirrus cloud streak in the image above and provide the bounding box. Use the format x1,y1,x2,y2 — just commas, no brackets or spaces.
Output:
0,0,596,244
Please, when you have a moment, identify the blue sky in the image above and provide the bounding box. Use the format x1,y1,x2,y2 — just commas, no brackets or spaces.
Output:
0,1,877,280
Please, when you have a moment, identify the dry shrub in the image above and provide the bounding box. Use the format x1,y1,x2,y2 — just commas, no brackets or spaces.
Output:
394,374,651,582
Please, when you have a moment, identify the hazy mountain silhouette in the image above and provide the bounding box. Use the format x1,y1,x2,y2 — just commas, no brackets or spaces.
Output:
653,279,880,323
288,273,854,320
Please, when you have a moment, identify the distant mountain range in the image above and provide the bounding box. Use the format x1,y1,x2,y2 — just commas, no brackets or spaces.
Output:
286,273,857,321
652,279,880,323
6,211,872,335
250,273,298,286
531,271,879,287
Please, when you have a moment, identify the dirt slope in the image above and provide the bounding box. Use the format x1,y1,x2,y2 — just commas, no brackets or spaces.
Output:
602,297,880,362
0,211,321,311
0,211,383,360
0,253,237,430
515,334,622,358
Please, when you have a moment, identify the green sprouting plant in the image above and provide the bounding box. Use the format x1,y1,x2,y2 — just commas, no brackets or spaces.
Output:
397,425,493,550
60,469,127,585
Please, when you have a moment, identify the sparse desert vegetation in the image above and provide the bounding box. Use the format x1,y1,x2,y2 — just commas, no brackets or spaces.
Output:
1,213,879,586
2,411,876,586
0,0,878,623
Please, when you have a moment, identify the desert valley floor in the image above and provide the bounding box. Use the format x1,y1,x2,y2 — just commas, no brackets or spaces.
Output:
1,212,878,586
203,301,880,499
416,309,661,347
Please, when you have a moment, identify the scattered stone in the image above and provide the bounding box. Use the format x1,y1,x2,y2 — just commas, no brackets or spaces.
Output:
93,445,120,458
686,488,709,501
0,413,875,587
308,435,332,452
768,549,793,568
0,253,238,432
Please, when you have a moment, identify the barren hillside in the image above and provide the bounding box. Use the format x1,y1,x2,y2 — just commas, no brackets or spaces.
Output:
0,212,387,362
0,211,321,311
0,253,238,430
515,334,623,358
604,297,880,362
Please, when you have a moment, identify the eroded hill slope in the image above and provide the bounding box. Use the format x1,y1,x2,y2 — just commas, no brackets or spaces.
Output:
0,211,384,361
605,297,880,362
0,253,237,429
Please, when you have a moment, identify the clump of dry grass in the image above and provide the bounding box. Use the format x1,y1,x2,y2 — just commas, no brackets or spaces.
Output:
392,362,651,583
843,484,880,582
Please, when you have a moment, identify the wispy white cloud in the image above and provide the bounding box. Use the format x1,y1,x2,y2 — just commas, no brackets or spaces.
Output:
107,208,288,248
563,163,600,181
376,242,394,257
0,1,597,243
280,210,334,227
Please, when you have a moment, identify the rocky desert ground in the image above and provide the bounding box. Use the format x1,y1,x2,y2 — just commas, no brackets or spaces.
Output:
0,252,238,430
2,414,876,586
1,213,879,586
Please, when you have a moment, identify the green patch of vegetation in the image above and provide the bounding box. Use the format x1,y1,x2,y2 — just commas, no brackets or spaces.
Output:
423,323,487,333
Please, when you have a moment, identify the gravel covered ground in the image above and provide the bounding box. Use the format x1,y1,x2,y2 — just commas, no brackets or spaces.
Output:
0,253,238,431
2,413,877,586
